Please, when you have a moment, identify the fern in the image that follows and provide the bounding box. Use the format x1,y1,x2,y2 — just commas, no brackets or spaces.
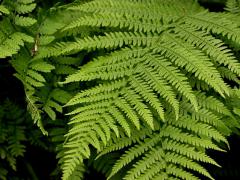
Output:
97,96,232,180
37,0,240,179
1,0,240,179
225,0,240,13
0,0,36,58
0,5,9,15
0,100,27,175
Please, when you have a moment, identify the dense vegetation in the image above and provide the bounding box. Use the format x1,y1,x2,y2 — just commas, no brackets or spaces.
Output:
1,0,240,179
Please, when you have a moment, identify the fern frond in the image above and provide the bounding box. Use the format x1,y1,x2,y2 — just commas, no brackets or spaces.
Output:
0,32,33,58
68,0,198,23
174,24,240,76
62,13,169,34
103,103,227,180
29,60,55,73
66,80,126,106
67,163,85,180
156,33,230,97
15,15,37,26
36,1,240,179
15,2,36,14
182,11,240,43
129,76,165,120
121,87,154,129
8,127,26,157
144,54,198,111
195,92,232,116
108,135,161,179
37,32,159,58
114,97,141,130
225,0,240,13
26,90,48,135
96,127,151,158
136,64,179,119
0,5,9,15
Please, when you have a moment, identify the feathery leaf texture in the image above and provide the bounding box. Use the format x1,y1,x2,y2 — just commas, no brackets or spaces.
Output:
0,0,36,58
98,99,230,180
33,0,240,179
1,0,240,179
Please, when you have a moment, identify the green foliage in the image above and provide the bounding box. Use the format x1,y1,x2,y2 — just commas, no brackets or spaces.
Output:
1,0,240,179
225,0,240,13
0,100,27,179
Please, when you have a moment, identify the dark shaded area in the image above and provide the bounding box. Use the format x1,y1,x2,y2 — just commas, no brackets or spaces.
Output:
8,146,57,180
207,135,240,179
24,145,57,180
0,60,25,103
84,166,106,180
198,0,226,12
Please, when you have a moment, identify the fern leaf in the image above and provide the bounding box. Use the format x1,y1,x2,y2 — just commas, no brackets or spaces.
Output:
38,1,240,179
225,0,240,13
166,165,200,180
15,2,36,14
122,87,154,129
129,76,165,121
136,64,179,119
0,5,9,15
114,98,141,130
183,11,240,43
37,32,159,58
15,15,37,27
62,13,169,34
108,136,160,179
30,60,55,73
144,54,198,111
154,33,230,97
174,24,240,76
108,106,131,137
26,91,48,135
0,32,33,58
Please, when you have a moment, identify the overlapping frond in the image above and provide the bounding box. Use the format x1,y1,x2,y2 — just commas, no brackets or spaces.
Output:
1,0,237,179
39,0,240,179
225,0,240,13
96,97,233,180
0,0,36,58
0,100,27,173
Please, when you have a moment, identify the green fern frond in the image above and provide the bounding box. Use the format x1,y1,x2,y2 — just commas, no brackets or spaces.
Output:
68,0,199,23
15,2,36,14
0,32,33,58
129,76,165,121
29,60,55,73
50,1,240,178
36,32,159,58
103,103,227,180
155,33,230,97
67,164,85,180
0,0,36,58
136,63,179,118
0,100,27,172
26,90,48,135
182,11,240,43
15,15,37,27
174,24,240,76
0,5,9,15
144,54,198,111
96,127,152,158
225,0,240,13
12,0,239,179
114,97,141,130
